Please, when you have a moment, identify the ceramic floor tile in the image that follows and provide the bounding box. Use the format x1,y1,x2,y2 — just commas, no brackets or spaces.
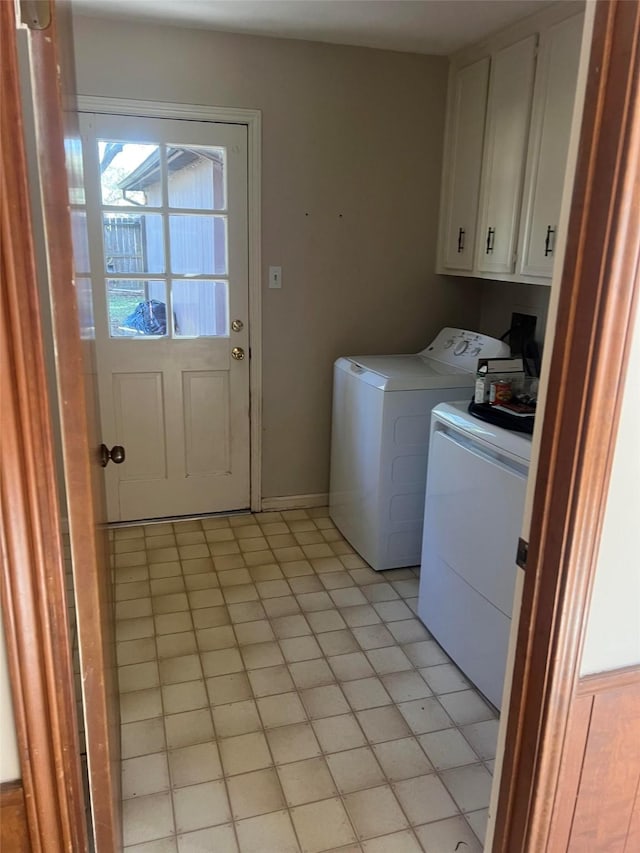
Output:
195,625,236,651
300,684,350,720
120,688,163,724
271,614,312,639
262,596,301,618
365,647,412,676
418,729,480,771
249,563,284,582
223,585,258,605
372,737,432,782
248,664,295,697
119,661,160,694
340,605,381,628
162,680,208,715
361,583,399,603
288,574,324,594
117,599,153,621
397,697,454,735
257,692,307,728
149,562,182,581
123,792,175,846
172,780,231,833
351,625,396,650
344,784,408,841
438,690,496,726
465,807,489,842
266,722,322,765
227,601,266,623
325,746,386,795
317,630,360,657
117,638,157,667
356,706,411,744
440,763,493,812
116,617,155,642
372,601,413,622
328,652,375,682
159,654,202,686
402,640,449,668
177,824,238,853
206,672,252,705
227,767,285,820
154,612,193,635
312,713,367,753
393,774,458,825
280,635,323,662
212,699,261,737
342,677,393,711
290,797,357,853
219,731,273,776
415,815,482,852
289,659,335,690
122,718,166,759
460,719,500,760
191,607,229,632
387,619,431,644
164,709,214,749
241,641,284,670
381,671,432,703
200,647,244,677
219,568,253,588
277,756,338,807
168,742,222,788
280,559,315,578
156,632,197,659
362,829,422,853
235,810,300,853
233,619,275,645
319,572,356,590
297,591,334,612
122,753,170,799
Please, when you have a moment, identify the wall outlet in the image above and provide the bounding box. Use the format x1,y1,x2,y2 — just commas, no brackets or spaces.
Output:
269,266,282,289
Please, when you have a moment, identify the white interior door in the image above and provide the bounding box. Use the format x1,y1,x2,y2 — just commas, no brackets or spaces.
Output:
79,113,250,521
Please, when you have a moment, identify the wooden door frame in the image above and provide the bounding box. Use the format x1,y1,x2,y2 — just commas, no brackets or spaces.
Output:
76,95,263,514
1,2,88,849
3,0,640,850
493,0,640,848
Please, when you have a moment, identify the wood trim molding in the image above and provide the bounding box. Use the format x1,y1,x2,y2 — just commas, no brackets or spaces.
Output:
75,95,264,512
0,4,88,850
1,781,31,853
577,663,640,696
260,493,330,511
493,1,640,849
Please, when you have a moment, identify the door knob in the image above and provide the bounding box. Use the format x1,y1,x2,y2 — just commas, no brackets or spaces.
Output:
231,346,245,361
99,443,126,467
231,319,244,332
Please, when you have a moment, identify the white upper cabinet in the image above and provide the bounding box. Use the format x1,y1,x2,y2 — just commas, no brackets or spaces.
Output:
436,6,584,284
518,13,585,278
475,35,537,275
441,57,490,271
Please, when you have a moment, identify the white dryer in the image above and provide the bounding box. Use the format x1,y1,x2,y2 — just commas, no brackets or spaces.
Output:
418,402,533,709
329,328,509,571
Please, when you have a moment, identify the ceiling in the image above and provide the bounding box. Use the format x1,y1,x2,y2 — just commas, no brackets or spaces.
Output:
70,0,554,56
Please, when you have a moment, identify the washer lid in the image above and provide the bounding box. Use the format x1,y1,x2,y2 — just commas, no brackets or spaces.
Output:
432,401,533,462
336,354,474,391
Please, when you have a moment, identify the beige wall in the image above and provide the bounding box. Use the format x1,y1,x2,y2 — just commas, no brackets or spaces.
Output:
478,279,551,348
72,15,481,499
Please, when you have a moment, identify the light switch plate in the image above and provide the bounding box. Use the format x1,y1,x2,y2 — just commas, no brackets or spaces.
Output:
269,266,282,289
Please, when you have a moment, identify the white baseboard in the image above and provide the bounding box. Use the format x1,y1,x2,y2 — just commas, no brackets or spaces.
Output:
261,493,329,512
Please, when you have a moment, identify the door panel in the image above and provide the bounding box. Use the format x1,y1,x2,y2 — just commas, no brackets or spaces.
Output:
80,113,250,521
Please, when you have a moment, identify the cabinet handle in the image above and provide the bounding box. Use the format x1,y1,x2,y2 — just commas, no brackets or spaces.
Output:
544,225,556,256
486,227,495,254
457,228,465,253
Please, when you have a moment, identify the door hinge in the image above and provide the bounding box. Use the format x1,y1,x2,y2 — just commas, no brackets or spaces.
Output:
516,537,528,570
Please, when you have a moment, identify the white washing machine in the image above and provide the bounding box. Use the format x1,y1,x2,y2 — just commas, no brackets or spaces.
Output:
329,328,509,571
418,402,532,709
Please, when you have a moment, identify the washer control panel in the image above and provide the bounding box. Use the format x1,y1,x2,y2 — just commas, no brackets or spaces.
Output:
420,328,510,372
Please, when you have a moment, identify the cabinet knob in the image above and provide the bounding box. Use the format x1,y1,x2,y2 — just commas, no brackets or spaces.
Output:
544,226,556,256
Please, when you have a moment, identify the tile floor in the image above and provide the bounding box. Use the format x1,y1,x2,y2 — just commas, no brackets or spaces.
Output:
113,508,499,853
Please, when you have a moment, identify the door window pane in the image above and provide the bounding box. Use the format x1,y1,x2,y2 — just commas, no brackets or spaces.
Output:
103,213,165,274
99,141,160,206
169,215,227,275
107,279,168,338
167,145,226,210
71,210,90,274
172,280,229,337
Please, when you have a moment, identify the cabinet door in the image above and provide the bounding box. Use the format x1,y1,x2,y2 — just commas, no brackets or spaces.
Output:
518,14,584,278
440,58,490,271
475,35,537,275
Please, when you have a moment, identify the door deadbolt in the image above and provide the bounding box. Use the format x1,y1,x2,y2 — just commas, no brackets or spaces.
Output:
231,319,244,332
99,443,126,467
231,346,245,361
